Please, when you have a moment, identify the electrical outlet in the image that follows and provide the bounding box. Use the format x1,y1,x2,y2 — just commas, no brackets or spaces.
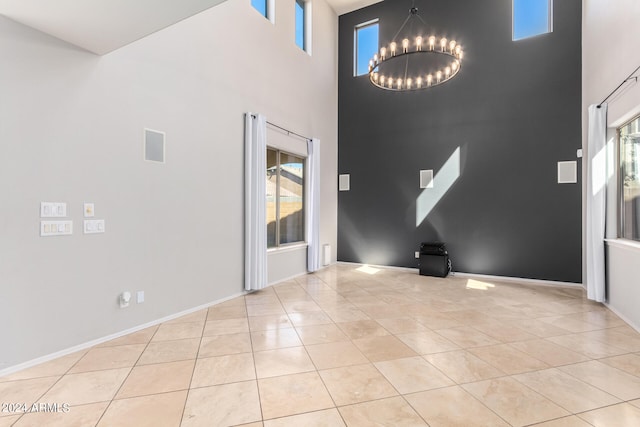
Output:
415,251,420,259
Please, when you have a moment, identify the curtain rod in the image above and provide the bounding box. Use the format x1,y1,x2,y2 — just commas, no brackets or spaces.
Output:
250,114,311,142
598,65,640,108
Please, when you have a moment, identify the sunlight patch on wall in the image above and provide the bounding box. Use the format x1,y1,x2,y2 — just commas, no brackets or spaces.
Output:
416,147,461,227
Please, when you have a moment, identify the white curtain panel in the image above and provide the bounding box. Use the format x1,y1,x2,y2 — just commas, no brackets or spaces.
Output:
586,104,607,302
245,113,267,291
307,138,321,272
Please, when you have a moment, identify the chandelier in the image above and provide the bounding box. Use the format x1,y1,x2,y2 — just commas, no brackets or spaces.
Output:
368,2,464,92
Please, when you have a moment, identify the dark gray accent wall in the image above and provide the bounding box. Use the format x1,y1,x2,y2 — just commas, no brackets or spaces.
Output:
338,0,582,282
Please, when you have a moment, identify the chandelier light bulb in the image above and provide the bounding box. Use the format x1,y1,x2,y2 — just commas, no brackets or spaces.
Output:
416,77,423,88
427,74,433,85
416,36,423,51
390,42,397,56
407,78,412,89
369,60,374,72
373,53,378,64
440,38,447,51
388,78,393,88
380,75,385,85
455,45,461,55
397,78,403,89
402,38,410,53
452,61,459,72
373,72,379,82
449,40,456,53
445,67,451,77
458,50,464,60
428,36,436,50
380,47,387,60
436,70,442,82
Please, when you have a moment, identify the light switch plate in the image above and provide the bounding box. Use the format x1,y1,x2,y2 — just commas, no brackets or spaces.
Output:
339,174,350,191
40,220,73,236
420,170,434,189
40,202,67,218
84,219,105,234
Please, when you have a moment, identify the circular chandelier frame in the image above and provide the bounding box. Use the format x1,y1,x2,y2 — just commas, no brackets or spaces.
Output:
367,5,464,92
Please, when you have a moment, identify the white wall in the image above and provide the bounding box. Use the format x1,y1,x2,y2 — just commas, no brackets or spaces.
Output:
0,0,338,370
582,0,640,329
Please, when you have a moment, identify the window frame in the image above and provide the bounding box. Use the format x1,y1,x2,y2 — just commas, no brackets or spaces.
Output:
617,114,640,242
295,0,312,54
251,0,275,23
267,147,306,249
512,0,553,41
354,19,379,77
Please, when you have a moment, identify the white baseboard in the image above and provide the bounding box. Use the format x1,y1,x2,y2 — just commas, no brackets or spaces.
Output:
0,291,247,378
337,261,584,289
604,303,640,334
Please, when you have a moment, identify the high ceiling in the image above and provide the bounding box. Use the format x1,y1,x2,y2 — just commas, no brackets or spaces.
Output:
0,0,381,55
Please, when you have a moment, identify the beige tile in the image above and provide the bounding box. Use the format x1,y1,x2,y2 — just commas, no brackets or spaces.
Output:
164,310,207,324
40,368,130,406
12,402,109,427
98,327,159,348
0,351,86,381
287,311,333,327
338,396,427,426
263,408,345,427
538,315,603,333
245,292,281,306
137,338,200,365
254,347,315,378
579,329,640,352
413,312,464,330
323,307,370,323
151,322,204,342
306,341,369,369
578,403,640,427
248,314,292,331
337,320,390,339
258,372,334,420
375,356,454,393
236,423,264,427
0,416,21,426
548,334,627,359
405,385,511,427
352,335,418,362
471,321,539,343
396,331,460,355
283,300,322,313
182,381,261,427
424,350,504,384
469,344,549,374
376,317,429,334
463,377,570,426
529,416,594,427
190,353,255,388
0,377,59,410
207,305,247,320
559,360,640,400
509,318,573,338
509,339,590,366
203,318,249,336
97,390,187,427
68,344,146,373
198,333,251,357
251,328,302,351
599,353,640,377
295,324,348,345
319,363,397,405
434,327,501,348
514,368,620,413
631,399,640,409
115,360,194,399
246,303,286,317
214,297,247,308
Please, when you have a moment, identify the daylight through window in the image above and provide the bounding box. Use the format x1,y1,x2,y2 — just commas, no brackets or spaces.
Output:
513,0,552,40
267,148,305,248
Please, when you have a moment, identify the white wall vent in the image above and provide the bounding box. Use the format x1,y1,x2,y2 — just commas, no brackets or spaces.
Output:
558,161,577,184
144,128,165,163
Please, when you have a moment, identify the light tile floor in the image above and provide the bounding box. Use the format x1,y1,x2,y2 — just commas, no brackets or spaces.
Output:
2,264,640,426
